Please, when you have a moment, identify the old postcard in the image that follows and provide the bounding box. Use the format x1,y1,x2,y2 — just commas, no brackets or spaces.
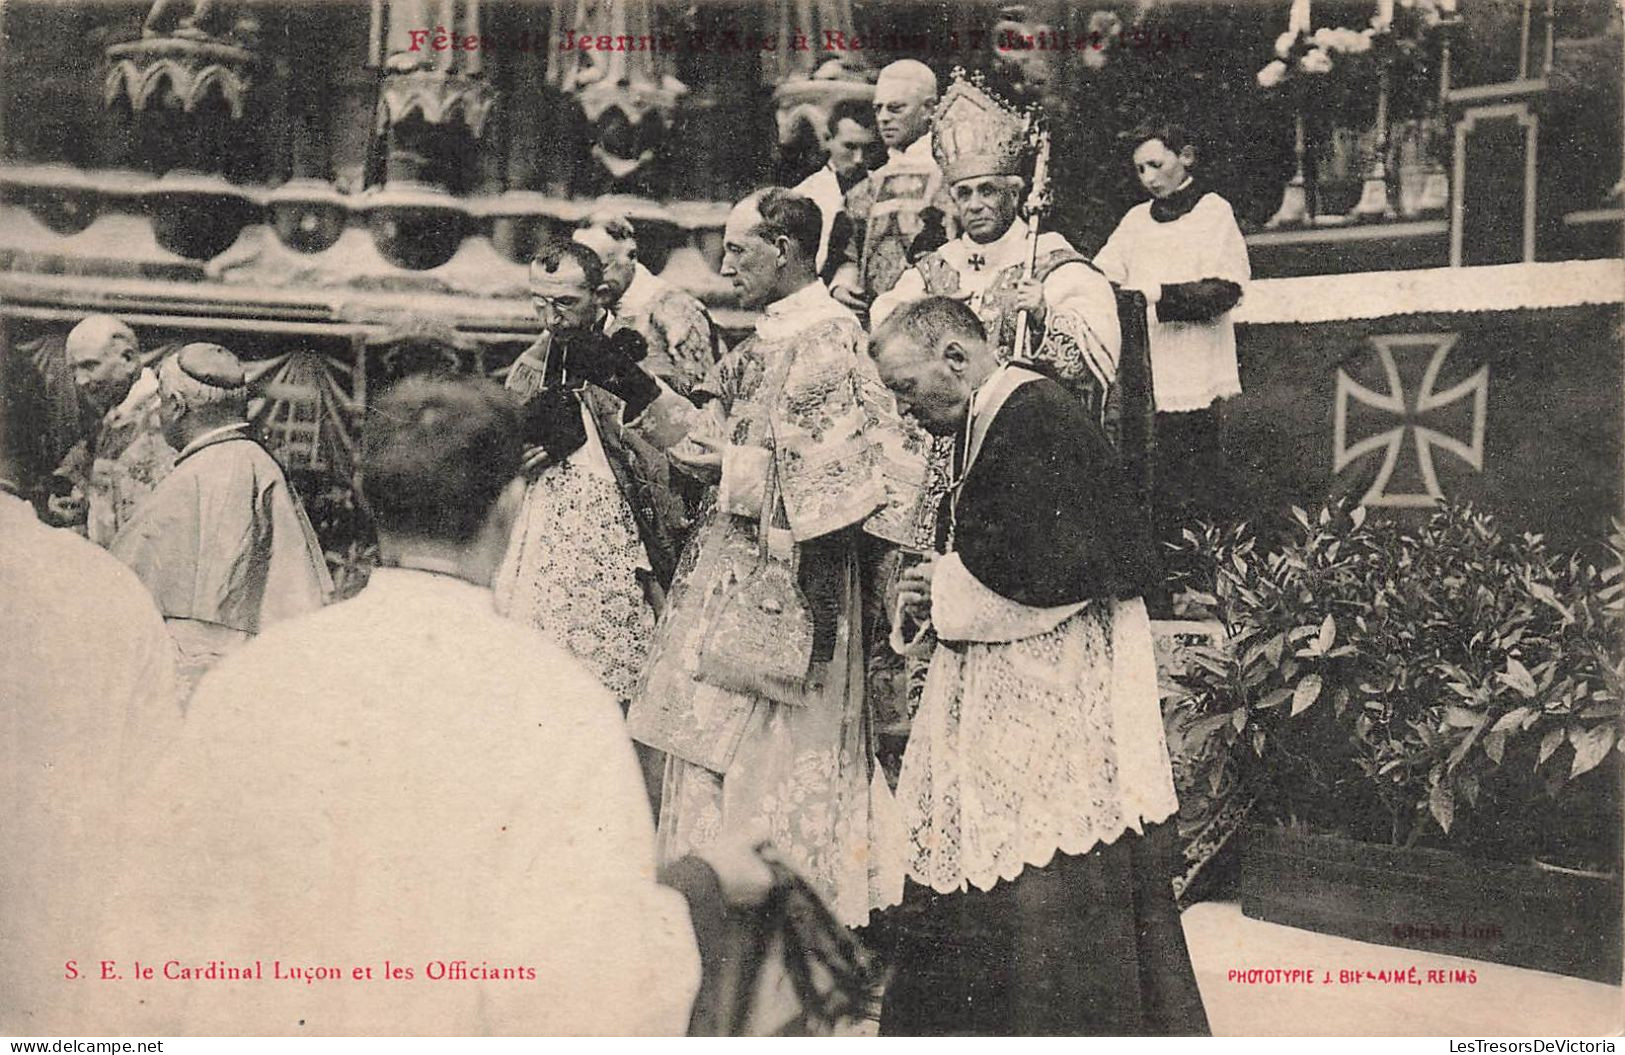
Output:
1,0,1621,1040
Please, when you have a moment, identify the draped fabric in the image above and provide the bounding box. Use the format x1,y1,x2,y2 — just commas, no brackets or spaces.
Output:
840,137,955,302
110,430,332,698
616,263,725,400
627,282,927,927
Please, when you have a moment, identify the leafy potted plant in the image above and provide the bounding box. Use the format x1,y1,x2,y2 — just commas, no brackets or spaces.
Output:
1164,502,1622,982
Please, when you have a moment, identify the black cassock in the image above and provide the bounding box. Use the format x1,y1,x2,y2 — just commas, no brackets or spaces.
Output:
879,374,1209,1037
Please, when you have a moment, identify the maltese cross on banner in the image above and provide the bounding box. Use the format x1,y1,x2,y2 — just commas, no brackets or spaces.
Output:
1333,334,1488,508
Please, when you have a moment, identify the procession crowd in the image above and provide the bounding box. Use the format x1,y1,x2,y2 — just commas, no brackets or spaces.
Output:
1,59,1250,1036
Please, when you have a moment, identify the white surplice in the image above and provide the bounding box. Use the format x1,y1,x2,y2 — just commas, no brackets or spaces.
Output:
1,491,180,1032
93,567,701,1036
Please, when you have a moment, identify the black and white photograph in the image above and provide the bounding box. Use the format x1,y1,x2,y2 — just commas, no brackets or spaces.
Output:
0,0,1621,1041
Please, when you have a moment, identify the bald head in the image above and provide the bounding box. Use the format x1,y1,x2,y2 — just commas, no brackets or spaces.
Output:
868,296,996,436
873,60,938,152
65,315,141,415
876,60,937,100
572,211,638,301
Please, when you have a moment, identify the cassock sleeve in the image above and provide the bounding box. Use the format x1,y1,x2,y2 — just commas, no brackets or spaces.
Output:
1157,279,1243,322
1153,196,1251,323
821,210,854,287
949,380,1156,612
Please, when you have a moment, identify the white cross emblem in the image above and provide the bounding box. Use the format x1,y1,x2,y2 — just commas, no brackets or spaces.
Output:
1333,335,1488,508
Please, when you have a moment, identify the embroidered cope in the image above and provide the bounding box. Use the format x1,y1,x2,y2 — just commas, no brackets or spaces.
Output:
55,367,172,546
838,137,956,302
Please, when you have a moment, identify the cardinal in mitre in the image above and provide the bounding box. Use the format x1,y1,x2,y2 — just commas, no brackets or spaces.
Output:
872,70,1124,424
111,343,332,700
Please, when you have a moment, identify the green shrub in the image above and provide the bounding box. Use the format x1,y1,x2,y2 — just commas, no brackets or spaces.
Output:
1165,502,1622,870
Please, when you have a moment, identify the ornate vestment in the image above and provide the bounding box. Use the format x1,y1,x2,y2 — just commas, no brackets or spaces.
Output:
891,365,1173,895
496,341,663,702
874,219,1122,422
55,367,172,546
626,281,929,926
839,137,955,302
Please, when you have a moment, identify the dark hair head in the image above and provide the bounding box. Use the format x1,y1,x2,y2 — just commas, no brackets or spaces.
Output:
1128,121,1198,166
871,296,988,359
0,343,51,490
750,188,822,263
360,377,523,544
826,98,876,137
531,239,605,290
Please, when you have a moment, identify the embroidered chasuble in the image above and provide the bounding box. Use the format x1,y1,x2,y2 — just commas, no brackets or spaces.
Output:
626,281,930,927
840,136,956,302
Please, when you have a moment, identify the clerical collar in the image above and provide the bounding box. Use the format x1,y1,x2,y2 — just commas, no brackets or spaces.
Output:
1150,178,1203,223
951,363,1043,489
763,280,832,319
175,421,253,465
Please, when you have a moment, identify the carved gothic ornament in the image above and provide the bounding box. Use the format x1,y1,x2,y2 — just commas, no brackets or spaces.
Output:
375,69,496,139
548,0,687,183
104,38,254,119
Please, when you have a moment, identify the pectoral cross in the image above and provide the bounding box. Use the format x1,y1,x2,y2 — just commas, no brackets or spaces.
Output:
967,253,986,271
